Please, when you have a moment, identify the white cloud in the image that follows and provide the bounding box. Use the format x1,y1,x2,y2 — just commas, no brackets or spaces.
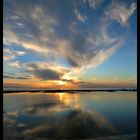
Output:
3,0,133,83
87,41,122,68
21,41,50,53
3,25,19,45
3,5,58,56
3,16,123,82
54,34,123,77
14,50,26,56
9,61,21,68
83,0,103,9
16,22,24,27
74,9,87,22
3,26,52,55
105,1,136,26
4,48,26,61
26,62,70,80
100,25,119,45
3,55,15,61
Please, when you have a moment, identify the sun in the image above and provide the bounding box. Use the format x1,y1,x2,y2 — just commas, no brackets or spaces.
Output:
57,80,66,85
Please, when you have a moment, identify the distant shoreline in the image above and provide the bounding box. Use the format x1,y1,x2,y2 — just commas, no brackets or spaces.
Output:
3,89,137,93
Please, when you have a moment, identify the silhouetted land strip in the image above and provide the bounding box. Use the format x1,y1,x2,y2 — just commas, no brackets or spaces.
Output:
3,88,137,93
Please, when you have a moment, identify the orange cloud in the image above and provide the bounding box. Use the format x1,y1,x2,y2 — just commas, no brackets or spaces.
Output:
3,78,80,90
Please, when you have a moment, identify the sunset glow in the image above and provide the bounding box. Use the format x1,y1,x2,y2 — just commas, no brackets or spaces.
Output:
3,0,137,90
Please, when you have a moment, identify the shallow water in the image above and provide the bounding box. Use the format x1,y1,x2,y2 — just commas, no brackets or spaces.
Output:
3,91,137,139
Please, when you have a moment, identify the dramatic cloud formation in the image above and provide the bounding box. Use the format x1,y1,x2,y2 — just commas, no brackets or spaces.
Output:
3,0,137,89
27,64,62,80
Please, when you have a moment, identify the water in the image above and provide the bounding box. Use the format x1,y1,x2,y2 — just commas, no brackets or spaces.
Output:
3,91,137,139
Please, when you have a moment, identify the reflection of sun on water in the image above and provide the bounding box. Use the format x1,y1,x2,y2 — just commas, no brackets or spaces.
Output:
57,93,81,109
57,92,66,100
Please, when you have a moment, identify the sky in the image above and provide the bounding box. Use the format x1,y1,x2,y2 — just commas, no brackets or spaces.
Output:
3,0,137,90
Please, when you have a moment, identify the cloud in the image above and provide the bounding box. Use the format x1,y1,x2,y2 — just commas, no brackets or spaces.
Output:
27,62,69,74
3,25,19,45
5,49,24,56
4,0,122,73
4,48,26,61
4,75,30,79
3,3,58,54
21,41,51,53
83,0,103,9
86,40,123,69
105,1,136,26
26,63,68,80
74,9,87,22
3,82,34,89
3,55,15,61
31,69,61,80
3,0,136,88
77,77,137,89
54,25,123,74
13,50,25,56
9,61,21,68
23,109,116,139
16,22,24,27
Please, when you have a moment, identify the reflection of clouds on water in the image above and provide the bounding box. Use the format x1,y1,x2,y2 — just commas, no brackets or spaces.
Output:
5,109,22,117
3,115,26,132
3,92,137,139
25,104,70,116
3,117,17,126
3,93,81,113
25,107,37,114
17,123,26,127
85,110,116,132
80,92,137,102
3,109,21,128
23,109,117,139
23,93,82,116
4,97,117,139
